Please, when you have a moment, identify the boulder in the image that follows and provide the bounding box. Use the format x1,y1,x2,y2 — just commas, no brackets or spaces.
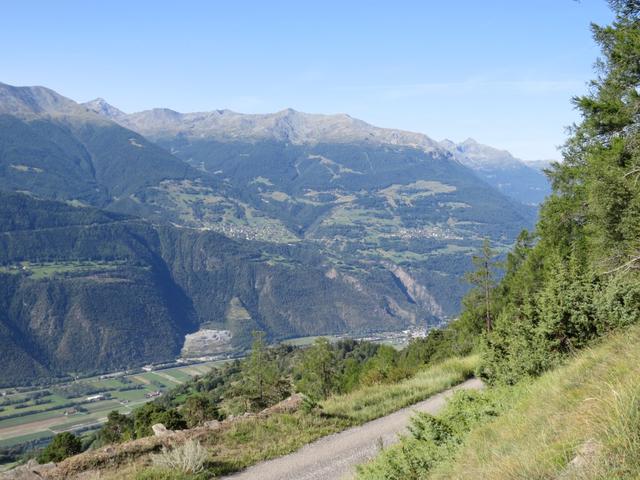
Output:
259,393,304,416
151,423,173,437
203,419,221,430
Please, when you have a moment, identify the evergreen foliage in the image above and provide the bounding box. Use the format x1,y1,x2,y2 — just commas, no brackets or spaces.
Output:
461,0,640,384
37,432,82,463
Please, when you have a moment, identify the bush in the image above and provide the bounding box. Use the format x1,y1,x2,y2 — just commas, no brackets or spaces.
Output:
151,440,209,475
595,273,640,332
134,404,186,438
99,410,134,444
357,388,506,479
37,432,82,463
181,394,220,428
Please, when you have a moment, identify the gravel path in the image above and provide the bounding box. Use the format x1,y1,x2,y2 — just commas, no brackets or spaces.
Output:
221,377,484,480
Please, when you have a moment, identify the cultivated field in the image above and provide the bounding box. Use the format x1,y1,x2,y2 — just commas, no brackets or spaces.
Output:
0,360,225,449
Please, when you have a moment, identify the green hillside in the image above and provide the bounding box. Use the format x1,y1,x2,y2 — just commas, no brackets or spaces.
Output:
146,136,535,317
0,82,537,329
358,324,640,480
441,325,640,479
0,192,429,385
357,2,640,478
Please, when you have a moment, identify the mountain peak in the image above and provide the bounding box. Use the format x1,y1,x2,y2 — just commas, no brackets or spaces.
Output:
439,138,457,150
440,137,523,169
83,98,126,120
0,82,85,117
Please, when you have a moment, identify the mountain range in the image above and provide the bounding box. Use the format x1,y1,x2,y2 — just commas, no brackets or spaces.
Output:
84,98,550,206
0,82,548,384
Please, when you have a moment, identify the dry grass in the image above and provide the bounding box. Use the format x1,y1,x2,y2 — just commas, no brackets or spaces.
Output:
151,440,209,474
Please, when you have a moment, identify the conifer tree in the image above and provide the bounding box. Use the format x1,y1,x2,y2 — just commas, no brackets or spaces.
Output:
465,239,498,333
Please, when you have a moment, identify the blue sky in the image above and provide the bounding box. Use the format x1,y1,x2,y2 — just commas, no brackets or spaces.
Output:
0,1,613,160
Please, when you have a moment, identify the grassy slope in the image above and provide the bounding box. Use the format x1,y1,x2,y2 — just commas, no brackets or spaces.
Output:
208,357,478,475
363,325,640,480
77,356,478,479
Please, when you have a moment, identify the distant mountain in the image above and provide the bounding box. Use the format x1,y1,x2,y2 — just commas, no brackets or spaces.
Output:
83,96,539,311
0,82,85,117
108,106,442,151
524,159,555,172
440,138,551,205
83,97,127,121
0,82,223,224
89,99,549,206
0,83,542,383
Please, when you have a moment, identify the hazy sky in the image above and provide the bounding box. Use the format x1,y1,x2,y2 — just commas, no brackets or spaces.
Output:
1,1,614,160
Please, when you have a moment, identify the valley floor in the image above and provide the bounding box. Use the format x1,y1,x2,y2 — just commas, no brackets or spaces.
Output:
0,361,226,452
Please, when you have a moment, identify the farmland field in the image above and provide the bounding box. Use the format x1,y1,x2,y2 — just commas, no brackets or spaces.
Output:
0,360,226,449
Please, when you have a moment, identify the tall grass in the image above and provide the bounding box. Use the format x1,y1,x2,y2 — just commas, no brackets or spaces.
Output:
323,355,478,422
150,440,209,474
128,355,479,478
365,324,640,480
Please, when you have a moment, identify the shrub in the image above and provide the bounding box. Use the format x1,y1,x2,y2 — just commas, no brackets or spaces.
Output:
151,440,209,474
181,393,220,428
99,410,134,444
595,273,640,332
37,432,82,463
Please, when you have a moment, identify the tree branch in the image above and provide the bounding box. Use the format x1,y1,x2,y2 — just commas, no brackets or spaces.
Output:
604,255,640,275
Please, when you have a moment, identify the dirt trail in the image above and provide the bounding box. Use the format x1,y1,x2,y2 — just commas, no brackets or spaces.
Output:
221,378,484,480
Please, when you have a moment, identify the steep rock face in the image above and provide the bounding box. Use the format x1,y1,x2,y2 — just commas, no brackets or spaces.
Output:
7,270,192,370
156,227,423,346
385,263,444,318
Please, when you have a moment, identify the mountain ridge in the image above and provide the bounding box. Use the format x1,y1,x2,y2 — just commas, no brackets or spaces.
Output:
89,102,444,153
82,96,551,205
439,137,551,205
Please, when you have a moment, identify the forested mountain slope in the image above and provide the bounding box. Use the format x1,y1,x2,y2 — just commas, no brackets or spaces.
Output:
0,82,543,384
0,192,426,385
474,0,640,384
355,4,640,478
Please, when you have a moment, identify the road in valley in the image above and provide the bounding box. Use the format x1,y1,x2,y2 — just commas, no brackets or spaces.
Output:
221,378,484,480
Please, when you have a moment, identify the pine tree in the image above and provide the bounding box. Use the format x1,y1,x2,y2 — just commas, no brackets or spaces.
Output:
478,0,640,384
465,239,498,333
238,331,289,411
37,432,82,463
296,338,338,400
